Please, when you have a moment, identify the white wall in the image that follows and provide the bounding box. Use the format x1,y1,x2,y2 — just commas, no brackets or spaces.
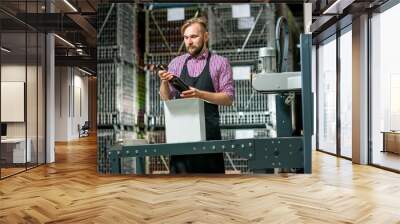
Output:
1,65,26,81
55,67,68,141
72,73,89,138
55,67,89,141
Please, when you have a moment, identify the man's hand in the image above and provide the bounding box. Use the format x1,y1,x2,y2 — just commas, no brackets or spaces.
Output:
158,70,174,82
181,88,233,106
180,87,203,99
158,70,174,100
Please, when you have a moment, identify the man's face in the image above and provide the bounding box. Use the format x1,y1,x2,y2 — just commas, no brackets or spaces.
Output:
183,23,208,57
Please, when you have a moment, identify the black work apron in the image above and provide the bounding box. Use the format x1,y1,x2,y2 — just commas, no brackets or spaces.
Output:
170,52,225,174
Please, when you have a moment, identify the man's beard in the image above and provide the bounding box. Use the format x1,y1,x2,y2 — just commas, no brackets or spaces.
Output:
187,41,204,57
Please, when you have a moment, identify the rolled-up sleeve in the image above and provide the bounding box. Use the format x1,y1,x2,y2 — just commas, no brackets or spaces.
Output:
218,58,235,100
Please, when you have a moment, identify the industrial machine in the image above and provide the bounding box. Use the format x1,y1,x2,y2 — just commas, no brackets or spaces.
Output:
253,17,304,138
107,28,313,174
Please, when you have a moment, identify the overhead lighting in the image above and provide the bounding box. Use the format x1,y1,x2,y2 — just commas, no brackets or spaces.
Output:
76,48,87,56
54,34,75,48
1,47,11,53
78,67,93,76
63,0,78,12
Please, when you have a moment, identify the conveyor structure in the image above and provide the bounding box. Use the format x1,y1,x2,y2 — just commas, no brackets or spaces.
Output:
108,34,313,174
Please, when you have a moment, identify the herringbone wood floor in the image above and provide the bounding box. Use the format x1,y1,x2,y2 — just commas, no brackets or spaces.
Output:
1,135,400,224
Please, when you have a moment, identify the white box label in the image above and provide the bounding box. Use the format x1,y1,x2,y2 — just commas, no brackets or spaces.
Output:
235,129,255,139
232,4,251,18
238,17,254,30
167,8,185,21
233,66,251,80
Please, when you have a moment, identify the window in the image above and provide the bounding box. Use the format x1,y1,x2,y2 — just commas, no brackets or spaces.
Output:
339,28,352,158
370,3,400,171
317,36,337,154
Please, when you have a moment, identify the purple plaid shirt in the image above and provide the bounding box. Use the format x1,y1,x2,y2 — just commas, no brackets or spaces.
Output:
167,49,235,99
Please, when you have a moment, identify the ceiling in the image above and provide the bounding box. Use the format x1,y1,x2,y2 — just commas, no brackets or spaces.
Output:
1,1,307,75
0,0,97,73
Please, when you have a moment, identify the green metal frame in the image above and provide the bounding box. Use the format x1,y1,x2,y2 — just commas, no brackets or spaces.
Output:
109,137,304,174
300,34,313,173
275,94,293,137
107,34,313,175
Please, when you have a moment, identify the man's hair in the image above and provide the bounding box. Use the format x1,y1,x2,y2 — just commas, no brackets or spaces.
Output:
180,17,208,36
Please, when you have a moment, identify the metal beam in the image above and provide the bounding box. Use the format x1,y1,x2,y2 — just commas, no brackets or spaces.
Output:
322,0,356,14
67,14,97,46
55,55,96,71
310,15,335,34
7,13,84,32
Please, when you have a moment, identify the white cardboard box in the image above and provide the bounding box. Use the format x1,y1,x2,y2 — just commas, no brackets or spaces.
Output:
164,98,206,143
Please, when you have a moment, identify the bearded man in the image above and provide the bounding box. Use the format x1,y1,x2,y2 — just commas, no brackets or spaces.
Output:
158,17,234,174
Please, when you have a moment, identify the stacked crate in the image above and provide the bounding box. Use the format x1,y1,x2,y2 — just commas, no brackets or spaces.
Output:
97,3,137,173
143,4,277,174
209,4,276,173
210,3,275,130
